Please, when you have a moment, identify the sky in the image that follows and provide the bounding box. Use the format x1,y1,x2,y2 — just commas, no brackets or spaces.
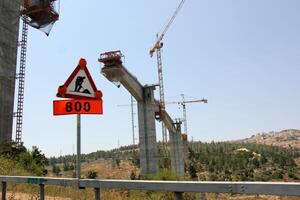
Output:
15,0,300,157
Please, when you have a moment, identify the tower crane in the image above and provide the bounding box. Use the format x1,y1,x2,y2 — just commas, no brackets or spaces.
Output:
166,94,207,137
149,0,186,143
117,94,207,139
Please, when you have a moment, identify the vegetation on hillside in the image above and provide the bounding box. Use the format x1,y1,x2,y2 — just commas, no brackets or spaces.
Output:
48,144,139,165
1,141,300,199
187,142,300,181
0,141,48,176
236,129,300,149
51,141,300,182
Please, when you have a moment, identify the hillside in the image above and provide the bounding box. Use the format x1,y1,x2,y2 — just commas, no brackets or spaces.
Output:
188,142,300,182
235,129,300,148
1,132,300,199
44,138,300,199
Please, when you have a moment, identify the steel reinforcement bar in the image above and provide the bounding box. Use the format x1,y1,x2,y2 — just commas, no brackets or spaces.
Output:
1,176,300,200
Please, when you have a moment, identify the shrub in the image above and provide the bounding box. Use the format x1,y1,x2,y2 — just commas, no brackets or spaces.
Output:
0,142,48,176
86,170,98,179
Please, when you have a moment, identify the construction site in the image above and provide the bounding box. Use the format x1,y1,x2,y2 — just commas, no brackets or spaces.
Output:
1,0,300,199
0,0,208,177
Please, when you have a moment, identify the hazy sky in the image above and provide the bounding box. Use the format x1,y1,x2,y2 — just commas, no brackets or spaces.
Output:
17,0,300,156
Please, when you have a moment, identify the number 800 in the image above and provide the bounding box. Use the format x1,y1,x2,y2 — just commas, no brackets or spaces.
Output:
65,102,91,112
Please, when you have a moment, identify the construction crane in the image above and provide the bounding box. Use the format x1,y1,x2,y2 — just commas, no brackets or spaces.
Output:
149,0,186,144
118,93,207,139
15,0,59,145
166,94,207,137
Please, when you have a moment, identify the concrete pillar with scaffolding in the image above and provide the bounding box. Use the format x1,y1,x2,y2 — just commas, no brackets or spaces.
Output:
0,0,20,143
99,51,159,174
99,50,185,176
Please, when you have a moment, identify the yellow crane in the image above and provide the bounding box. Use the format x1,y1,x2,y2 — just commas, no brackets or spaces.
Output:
149,0,186,143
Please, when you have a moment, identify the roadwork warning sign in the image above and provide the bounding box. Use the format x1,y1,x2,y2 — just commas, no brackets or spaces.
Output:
56,59,102,100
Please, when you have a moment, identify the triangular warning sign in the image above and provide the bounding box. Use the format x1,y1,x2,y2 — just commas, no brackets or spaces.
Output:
57,58,102,100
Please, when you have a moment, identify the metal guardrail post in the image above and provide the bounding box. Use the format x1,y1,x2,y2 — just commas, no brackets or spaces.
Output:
174,192,183,200
1,182,6,200
39,184,45,200
95,188,100,200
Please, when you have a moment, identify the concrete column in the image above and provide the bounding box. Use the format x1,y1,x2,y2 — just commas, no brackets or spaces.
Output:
182,134,188,163
169,122,184,177
0,0,20,143
137,86,158,174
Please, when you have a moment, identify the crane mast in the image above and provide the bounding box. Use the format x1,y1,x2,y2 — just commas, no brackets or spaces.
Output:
150,0,186,143
181,94,188,135
156,42,168,143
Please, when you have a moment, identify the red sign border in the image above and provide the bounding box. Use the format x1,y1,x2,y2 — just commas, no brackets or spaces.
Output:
56,58,102,100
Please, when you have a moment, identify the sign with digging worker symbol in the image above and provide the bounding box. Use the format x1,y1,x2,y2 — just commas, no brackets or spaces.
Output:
53,58,103,179
54,58,103,115
56,58,102,100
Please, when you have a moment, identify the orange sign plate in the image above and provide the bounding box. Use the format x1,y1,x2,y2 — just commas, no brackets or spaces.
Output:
53,99,103,115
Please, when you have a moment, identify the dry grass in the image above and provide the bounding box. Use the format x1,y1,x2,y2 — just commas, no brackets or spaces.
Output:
4,159,300,200
206,194,300,200
81,159,139,179
6,192,71,200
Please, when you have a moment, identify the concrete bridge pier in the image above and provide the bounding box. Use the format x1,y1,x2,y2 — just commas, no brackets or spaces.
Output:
137,85,158,174
169,121,184,177
0,0,20,143
99,53,158,175
99,51,185,176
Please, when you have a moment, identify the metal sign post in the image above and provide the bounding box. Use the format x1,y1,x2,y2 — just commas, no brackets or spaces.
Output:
76,114,81,179
54,58,103,180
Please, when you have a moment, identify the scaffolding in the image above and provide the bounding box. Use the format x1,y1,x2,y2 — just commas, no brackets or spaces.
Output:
99,50,123,65
15,0,60,145
21,0,59,35
15,17,29,145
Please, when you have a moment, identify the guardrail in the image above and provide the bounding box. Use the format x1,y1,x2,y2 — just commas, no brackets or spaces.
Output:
1,176,300,200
